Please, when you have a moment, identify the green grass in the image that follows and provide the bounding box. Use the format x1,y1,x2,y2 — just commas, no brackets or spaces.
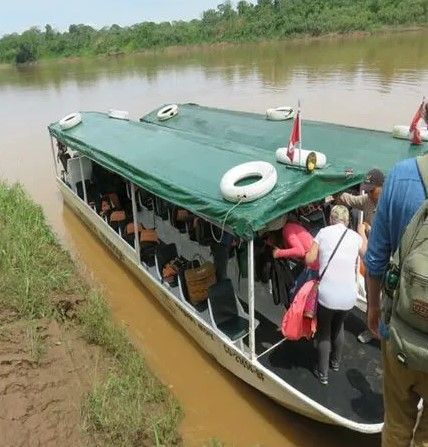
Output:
78,290,130,358
79,292,182,446
0,182,182,446
25,321,47,363
204,441,225,447
0,182,78,318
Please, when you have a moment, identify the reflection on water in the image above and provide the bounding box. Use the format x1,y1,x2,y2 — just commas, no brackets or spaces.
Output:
1,31,428,91
1,29,427,446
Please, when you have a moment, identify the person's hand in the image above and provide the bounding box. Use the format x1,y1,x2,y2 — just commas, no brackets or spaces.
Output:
358,222,371,237
367,306,381,339
272,248,281,259
357,223,366,236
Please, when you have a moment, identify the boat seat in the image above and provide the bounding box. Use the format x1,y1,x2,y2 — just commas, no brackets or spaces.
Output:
177,259,201,303
176,273,207,313
67,156,93,195
137,189,154,211
177,275,189,304
139,232,163,268
208,279,251,345
154,243,178,282
217,314,249,341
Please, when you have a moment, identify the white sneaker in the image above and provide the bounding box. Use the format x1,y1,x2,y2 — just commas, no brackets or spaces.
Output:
358,329,373,344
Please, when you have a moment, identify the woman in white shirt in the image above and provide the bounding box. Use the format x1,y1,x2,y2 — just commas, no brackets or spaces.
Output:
305,205,367,385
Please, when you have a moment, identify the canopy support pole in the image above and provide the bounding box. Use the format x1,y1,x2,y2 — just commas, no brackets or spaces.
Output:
247,239,256,361
78,155,88,203
130,182,141,262
49,136,58,177
256,337,287,360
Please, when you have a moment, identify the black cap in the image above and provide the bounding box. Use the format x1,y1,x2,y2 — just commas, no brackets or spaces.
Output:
362,169,384,192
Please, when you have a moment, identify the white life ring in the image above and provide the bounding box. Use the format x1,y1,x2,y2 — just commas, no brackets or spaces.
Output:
266,106,294,121
220,161,277,203
59,112,82,130
108,109,129,120
392,125,428,141
275,147,327,168
157,104,178,121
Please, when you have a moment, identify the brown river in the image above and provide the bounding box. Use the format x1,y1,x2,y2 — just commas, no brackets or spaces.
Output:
1,30,428,446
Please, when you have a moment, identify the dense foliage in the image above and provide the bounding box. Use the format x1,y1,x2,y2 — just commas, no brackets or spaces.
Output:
1,0,427,63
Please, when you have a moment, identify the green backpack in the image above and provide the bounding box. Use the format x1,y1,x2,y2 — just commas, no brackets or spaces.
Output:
386,155,428,372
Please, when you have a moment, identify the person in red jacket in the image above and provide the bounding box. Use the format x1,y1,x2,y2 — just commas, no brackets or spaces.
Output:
273,220,319,270
272,217,319,295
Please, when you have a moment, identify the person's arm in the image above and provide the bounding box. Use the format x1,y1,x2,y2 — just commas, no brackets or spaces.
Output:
366,276,382,338
273,232,306,259
364,173,393,278
305,241,319,265
357,223,368,257
364,168,394,338
336,192,367,211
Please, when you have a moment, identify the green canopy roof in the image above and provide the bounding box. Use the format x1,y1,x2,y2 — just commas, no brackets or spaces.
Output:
49,104,427,239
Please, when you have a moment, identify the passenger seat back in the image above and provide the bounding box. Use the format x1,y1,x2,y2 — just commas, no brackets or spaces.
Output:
208,279,238,326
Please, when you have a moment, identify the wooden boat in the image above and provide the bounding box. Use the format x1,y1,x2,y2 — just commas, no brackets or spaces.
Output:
48,104,425,434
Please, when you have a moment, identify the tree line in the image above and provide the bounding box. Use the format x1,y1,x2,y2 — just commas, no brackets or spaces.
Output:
1,0,427,64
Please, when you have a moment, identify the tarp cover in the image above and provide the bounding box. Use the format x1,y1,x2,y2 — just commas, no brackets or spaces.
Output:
49,104,427,239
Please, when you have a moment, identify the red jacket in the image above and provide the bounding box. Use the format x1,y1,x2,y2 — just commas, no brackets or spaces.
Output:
275,222,319,270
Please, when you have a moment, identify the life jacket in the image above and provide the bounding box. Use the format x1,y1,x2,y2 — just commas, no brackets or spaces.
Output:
281,279,317,340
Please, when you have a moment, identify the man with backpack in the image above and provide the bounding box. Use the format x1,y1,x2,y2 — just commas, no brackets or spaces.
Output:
365,154,428,446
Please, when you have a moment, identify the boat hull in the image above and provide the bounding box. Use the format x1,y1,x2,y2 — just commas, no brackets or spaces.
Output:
58,178,382,434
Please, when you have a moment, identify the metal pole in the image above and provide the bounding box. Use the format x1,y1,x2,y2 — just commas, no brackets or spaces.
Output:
130,182,141,261
247,239,256,361
78,155,88,203
49,135,58,177
358,191,365,299
256,337,286,360
298,99,302,168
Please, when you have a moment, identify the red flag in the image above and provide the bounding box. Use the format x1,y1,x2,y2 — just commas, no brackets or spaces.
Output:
287,111,300,161
409,100,425,145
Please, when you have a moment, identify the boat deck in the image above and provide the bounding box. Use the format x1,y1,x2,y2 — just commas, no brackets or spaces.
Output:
255,307,383,424
139,202,384,425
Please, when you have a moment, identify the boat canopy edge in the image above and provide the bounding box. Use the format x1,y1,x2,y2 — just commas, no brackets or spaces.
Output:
48,105,426,239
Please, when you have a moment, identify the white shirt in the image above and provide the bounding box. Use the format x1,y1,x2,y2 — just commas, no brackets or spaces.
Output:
314,223,362,311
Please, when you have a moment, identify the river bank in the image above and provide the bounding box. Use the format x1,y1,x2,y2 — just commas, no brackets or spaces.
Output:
1,24,425,69
0,182,183,446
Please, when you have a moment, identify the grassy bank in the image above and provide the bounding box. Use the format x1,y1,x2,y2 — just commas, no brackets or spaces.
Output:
1,0,427,64
0,182,182,446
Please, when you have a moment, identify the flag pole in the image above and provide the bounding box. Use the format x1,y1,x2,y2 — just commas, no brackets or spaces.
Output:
298,99,302,168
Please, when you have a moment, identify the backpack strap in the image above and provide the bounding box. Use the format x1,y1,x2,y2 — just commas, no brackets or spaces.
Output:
417,155,428,198
393,155,428,267
319,228,348,281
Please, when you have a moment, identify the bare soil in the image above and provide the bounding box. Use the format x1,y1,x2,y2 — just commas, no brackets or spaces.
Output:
0,304,108,447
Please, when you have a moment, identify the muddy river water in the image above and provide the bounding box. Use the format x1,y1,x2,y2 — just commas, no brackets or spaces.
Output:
1,30,428,446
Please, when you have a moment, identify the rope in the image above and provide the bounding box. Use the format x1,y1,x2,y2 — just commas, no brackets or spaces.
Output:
210,197,244,243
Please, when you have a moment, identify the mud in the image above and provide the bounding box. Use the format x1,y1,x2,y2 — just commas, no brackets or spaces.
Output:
0,305,107,447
